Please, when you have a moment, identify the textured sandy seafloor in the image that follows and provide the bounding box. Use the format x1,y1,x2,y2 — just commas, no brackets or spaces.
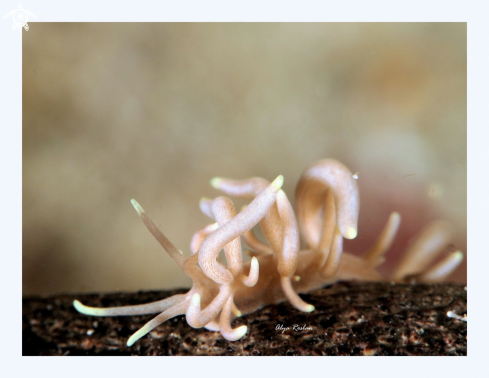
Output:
23,281,466,356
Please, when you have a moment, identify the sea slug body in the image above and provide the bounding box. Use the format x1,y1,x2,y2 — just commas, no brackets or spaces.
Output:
74,159,463,345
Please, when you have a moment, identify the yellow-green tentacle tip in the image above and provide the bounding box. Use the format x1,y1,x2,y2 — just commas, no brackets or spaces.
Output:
127,337,137,347
345,227,357,240
131,199,145,216
199,197,211,205
304,304,315,312
190,292,201,307
272,175,284,190
73,300,107,316
235,325,248,339
453,251,464,262
127,326,151,347
73,300,85,314
210,177,222,189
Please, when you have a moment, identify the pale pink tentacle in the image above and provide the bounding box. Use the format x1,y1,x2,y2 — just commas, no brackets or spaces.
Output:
211,177,283,256
275,189,300,277
204,319,221,331
200,196,242,276
241,256,259,287
280,276,314,312
295,177,325,248
320,226,343,278
295,159,360,245
190,223,218,254
131,199,186,268
219,295,248,341
198,176,284,284
127,301,189,346
210,177,269,198
317,189,336,251
73,294,187,317
392,221,453,281
363,212,401,267
315,189,336,265
242,228,273,255
186,285,232,328
417,251,464,282
212,177,300,278
231,301,242,317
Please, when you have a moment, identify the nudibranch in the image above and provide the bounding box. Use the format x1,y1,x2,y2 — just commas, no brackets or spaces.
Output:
73,159,463,345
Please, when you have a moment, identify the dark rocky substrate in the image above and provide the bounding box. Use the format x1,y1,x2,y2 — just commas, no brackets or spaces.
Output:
23,281,467,356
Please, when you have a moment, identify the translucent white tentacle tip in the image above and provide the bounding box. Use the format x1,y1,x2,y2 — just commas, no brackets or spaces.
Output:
131,199,145,216
73,300,85,314
190,293,201,308
243,256,260,287
127,329,146,347
452,251,464,262
304,304,315,312
250,256,259,271
234,325,248,340
210,177,222,189
272,175,284,189
231,304,242,317
236,325,248,338
73,300,103,316
199,197,211,205
127,335,138,347
345,227,357,239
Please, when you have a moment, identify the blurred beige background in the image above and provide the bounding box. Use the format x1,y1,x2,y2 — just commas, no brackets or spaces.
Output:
23,23,466,296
